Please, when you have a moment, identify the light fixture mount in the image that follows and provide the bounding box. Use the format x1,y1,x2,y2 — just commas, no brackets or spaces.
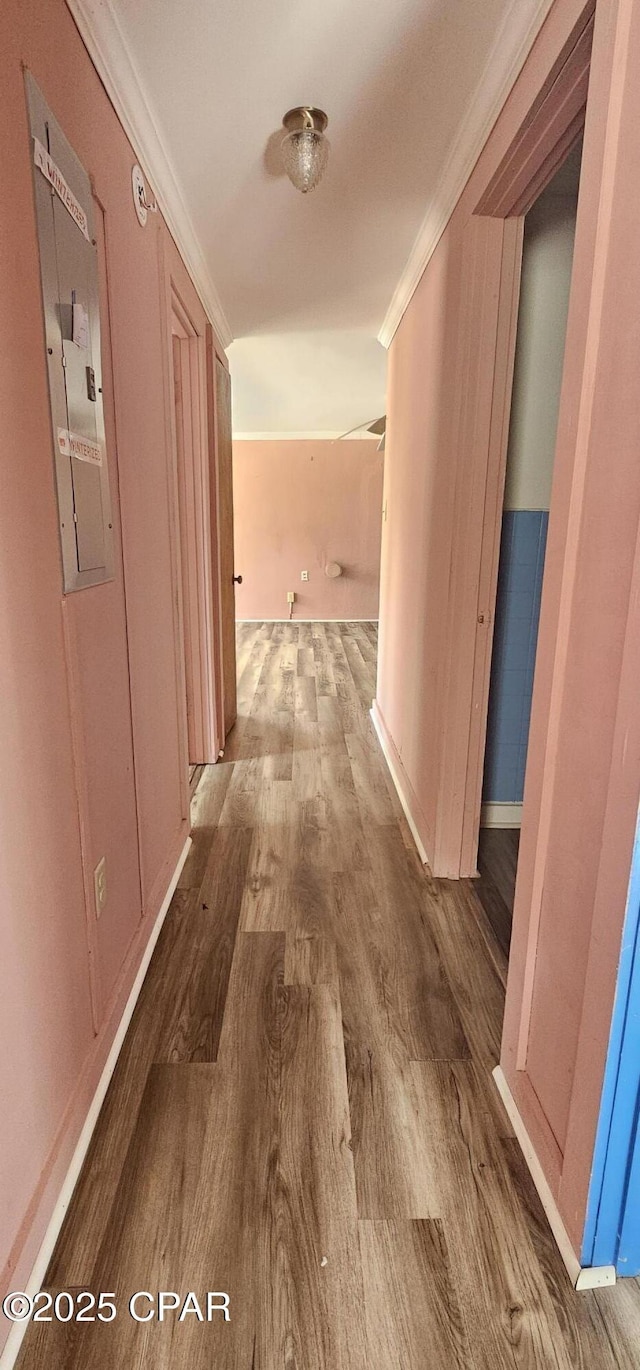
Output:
281,107,329,194
282,106,328,135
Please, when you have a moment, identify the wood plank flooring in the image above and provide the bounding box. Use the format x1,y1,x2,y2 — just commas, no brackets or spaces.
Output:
17,621,640,1368
471,827,520,987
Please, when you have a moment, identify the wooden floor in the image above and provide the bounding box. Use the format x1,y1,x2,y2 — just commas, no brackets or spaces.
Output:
472,827,520,985
18,621,640,1368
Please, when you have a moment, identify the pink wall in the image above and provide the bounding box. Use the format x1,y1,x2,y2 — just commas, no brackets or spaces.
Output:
376,229,462,858
376,0,640,1257
0,0,222,1330
233,440,384,620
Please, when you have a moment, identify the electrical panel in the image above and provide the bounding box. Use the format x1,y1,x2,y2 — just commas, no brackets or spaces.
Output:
26,73,114,592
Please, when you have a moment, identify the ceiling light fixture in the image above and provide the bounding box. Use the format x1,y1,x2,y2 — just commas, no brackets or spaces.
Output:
281,107,329,194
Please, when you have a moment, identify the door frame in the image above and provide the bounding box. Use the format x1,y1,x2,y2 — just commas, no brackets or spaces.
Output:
213,353,237,737
452,5,595,882
169,286,220,766
205,325,227,752
441,0,640,1255
433,1,597,881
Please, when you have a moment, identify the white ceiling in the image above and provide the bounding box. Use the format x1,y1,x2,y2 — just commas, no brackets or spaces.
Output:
230,332,388,437
92,0,551,432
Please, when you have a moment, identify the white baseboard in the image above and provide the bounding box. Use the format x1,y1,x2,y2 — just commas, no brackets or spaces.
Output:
0,834,192,1370
481,802,522,828
492,1066,615,1291
370,702,430,866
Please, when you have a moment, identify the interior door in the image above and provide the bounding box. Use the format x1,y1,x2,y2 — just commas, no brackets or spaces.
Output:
215,356,237,735
172,329,198,764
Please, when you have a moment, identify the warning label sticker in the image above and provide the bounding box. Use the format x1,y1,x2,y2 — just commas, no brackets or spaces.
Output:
57,428,102,467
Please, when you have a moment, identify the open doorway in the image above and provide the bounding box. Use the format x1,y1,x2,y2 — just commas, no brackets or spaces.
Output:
475,141,583,965
230,436,386,626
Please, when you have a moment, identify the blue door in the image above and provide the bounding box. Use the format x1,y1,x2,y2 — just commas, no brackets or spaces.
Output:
583,806,640,1274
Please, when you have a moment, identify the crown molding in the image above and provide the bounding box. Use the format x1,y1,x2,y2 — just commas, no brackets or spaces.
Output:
232,431,380,441
66,0,233,349
378,0,555,348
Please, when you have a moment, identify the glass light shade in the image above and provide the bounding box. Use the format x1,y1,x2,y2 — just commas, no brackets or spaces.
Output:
281,128,330,194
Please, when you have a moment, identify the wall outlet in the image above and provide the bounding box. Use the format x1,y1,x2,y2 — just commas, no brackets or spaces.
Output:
287,591,295,603
94,856,107,917
301,570,309,581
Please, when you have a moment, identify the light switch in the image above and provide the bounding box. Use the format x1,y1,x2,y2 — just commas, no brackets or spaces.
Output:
301,570,309,581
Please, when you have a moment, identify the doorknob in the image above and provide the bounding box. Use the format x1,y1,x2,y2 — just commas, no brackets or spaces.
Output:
233,574,243,585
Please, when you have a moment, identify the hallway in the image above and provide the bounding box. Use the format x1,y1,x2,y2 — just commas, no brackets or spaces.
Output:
16,622,640,1368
